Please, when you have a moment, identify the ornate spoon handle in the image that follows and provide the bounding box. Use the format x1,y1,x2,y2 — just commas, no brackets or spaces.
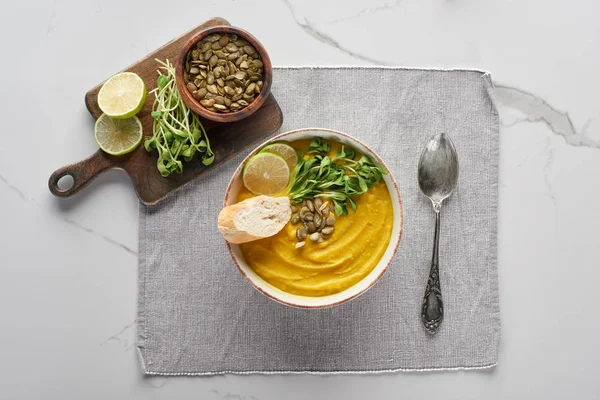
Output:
421,209,444,334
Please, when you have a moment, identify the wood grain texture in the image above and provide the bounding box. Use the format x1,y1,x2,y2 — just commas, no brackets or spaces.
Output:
48,17,283,206
175,25,273,123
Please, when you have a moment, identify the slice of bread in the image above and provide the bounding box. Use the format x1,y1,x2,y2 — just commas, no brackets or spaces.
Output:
218,196,291,244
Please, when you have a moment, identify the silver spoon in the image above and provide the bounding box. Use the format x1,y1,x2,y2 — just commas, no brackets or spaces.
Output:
417,132,459,334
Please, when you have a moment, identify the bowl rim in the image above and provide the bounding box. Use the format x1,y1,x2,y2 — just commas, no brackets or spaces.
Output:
175,25,273,123
223,128,404,308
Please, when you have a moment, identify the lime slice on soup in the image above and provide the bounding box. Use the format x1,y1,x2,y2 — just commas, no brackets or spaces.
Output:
243,152,290,195
97,72,146,119
94,114,143,156
260,143,298,170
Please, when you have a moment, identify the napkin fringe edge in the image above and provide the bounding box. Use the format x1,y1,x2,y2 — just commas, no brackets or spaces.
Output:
273,66,491,74
137,343,497,376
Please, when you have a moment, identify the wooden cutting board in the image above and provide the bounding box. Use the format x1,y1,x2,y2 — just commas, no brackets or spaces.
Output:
48,17,283,206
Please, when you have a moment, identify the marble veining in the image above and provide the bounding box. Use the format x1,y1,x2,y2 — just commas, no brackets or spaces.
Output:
495,85,599,149
282,0,389,64
101,322,136,351
211,390,260,400
0,173,137,255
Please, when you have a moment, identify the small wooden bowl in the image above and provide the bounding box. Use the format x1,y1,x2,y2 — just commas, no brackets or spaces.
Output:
175,25,273,123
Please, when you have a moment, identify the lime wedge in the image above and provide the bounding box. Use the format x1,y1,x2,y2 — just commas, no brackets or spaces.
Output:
97,72,146,119
94,114,143,156
260,142,298,170
243,152,290,195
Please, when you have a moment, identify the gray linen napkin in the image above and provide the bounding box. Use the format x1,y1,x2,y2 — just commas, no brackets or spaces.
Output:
137,67,500,375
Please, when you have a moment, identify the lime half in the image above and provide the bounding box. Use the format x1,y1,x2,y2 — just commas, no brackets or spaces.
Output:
97,72,146,119
260,142,298,170
94,114,143,156
243,152,290,195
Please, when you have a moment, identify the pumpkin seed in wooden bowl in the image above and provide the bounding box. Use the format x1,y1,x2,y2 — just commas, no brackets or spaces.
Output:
175,25,272,123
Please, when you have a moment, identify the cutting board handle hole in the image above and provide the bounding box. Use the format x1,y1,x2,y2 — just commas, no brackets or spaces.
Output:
56,175,75,192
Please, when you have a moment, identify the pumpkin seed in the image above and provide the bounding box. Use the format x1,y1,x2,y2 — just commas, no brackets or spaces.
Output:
227,52,239,61
200,98,215,107
228,61,237,73
295,241,306,249
245,83,256,94
217,78,225,87
291,213,300,224
211,41,221,50
306,199,314,212
207,84,218,94
309,232,320,242
322,226,334,235
186,82,197,92
230,102,241,110
206,34,220,43
192,90,202,101
225,43,238,52
200,42,211,52
234,39,247,47
319,215,327,230
304,213,314,222
314,214,322,227
223,97,232,107
299,206,310,218
307,222,316,234
214,104,227,110
214,96,225,105
189,67,200,74
326,216,335,226
218,35,229,47
204,50,213,61
296,226,307,240
291,205,299,213
213,67,222,78
196,88,207,98
224,86,236,96
207,74,215,85
209,55,218,67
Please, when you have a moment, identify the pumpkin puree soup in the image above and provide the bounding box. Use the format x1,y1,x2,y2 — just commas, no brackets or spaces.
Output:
238,140,394,297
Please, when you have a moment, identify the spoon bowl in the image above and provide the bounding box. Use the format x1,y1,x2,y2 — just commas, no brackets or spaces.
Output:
418,133,459,208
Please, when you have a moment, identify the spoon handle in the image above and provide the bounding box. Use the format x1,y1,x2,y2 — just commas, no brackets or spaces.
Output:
421,209,444,334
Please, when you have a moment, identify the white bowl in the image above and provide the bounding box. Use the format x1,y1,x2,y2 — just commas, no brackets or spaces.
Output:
223,128,404,308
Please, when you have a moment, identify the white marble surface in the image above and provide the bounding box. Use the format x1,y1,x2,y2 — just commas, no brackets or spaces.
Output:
1,0,599,398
